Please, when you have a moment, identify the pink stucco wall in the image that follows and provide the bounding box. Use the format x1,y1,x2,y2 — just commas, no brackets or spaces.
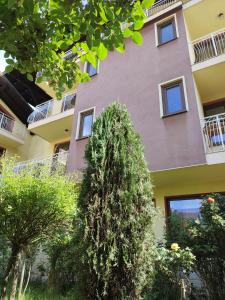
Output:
68,8,206,172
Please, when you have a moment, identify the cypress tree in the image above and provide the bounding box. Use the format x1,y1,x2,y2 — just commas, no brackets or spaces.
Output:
77,102,155,299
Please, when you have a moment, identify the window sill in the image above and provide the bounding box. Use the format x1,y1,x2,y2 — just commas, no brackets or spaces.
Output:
162,109,187,118
157,36,178,47
76,135,91,141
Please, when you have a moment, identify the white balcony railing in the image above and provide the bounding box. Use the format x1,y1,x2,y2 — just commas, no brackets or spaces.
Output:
27,93,76,124
145,0,180,17
192,29,225,64
202,113,225,153
0,112,26,141
13,151,69,173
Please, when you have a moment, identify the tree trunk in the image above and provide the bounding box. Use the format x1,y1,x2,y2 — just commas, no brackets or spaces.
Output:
23,263,31,296
18,259,26,300
0,246,21,300
9,251,21,300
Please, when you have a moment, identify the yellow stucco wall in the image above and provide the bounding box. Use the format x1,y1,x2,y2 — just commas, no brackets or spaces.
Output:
152,165,225,241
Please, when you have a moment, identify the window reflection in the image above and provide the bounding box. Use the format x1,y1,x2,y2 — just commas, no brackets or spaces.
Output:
169,198,202,221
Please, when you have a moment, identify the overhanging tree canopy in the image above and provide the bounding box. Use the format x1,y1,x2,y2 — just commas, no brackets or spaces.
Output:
0,0,154,97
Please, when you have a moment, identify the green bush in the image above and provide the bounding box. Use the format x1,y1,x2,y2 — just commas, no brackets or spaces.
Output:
143,245,195,300
166,193,225,300
76,102,156,299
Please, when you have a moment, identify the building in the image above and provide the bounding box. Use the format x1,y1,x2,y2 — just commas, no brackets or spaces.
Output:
1,0,225,240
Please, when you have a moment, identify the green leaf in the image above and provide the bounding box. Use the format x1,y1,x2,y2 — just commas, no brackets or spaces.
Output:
142,0,155,9
99,2,108,23
5,65,13,73
6,59,14,65
27,73,33,81
134,20,144,30
86,52,97,68
116,43,125,53
97,43,108,61
123,28,133,38
132,32,143,45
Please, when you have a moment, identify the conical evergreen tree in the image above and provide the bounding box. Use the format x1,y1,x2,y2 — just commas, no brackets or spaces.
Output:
77,102,155,300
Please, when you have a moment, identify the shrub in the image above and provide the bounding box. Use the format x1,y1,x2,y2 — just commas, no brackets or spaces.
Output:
76,102,156,299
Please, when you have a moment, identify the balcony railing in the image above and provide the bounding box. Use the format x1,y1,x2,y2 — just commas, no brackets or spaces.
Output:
192,29,225,64
0,112,26,140
13,151,69,173
202,113,225,153
27,93,76,124
145,0,180,17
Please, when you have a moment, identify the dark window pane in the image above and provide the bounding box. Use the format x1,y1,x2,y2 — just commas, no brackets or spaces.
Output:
87,63,97,77
160,22,175,44
166,84,183,113
169,198,202,221
82,113,93,137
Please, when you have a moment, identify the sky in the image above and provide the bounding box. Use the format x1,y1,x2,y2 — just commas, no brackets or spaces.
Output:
0,50,7,72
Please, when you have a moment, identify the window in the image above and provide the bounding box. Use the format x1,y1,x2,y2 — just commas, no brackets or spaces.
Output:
160,79,187,117
157,17,177,45
78,109,94,139
166,196,202,223
62,93,76,112
204,100,225,117
86,62,98,77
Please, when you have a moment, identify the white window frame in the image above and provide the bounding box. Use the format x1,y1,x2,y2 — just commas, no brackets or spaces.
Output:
76,107,96,140
84,60,100,76
154,13,179,47
158,76,189,118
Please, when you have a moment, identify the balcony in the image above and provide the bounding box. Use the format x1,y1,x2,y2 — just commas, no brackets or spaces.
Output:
13,151,69,173
145,0,182,19
202,113,225,154
0,112,26,148
192,29,225,65
27,93,76,142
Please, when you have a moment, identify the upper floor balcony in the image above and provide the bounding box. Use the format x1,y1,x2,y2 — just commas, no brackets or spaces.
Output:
0,112,26,148
201,112,225,164
145,0,182,19
191,29,225,68
27,93,76,142
190,28,225,103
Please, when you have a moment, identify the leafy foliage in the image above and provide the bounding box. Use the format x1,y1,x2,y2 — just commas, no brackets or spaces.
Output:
76,102,156,299
0,0,155,97
0,157,78,299
143,246,195,300
166,193,225,300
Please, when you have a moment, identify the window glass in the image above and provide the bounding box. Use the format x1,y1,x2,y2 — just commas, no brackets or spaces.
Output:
169,198,202,221
83,113,93,136
166,84,183,114
87,62,97,77
160,22,175,44
79,110,94,138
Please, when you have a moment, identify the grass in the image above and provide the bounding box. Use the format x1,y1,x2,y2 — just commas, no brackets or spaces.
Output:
17,284,75,300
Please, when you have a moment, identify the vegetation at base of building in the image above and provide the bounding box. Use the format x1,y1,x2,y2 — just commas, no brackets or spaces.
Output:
167,193,225,300
0,0,154,97
75,102,156,299
0,158,79,300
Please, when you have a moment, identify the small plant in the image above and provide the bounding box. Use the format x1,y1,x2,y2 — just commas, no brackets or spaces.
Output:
143,245,195,300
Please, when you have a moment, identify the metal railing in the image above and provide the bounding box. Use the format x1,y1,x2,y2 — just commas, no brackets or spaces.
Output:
192,29,225,64
27,100,53,124
0,112,26,140
202,113,225,153
27,93,76,124
145,0,180,17
13,151,69,173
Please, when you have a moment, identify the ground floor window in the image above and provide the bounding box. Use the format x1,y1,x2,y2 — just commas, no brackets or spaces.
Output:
165,196,202,222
